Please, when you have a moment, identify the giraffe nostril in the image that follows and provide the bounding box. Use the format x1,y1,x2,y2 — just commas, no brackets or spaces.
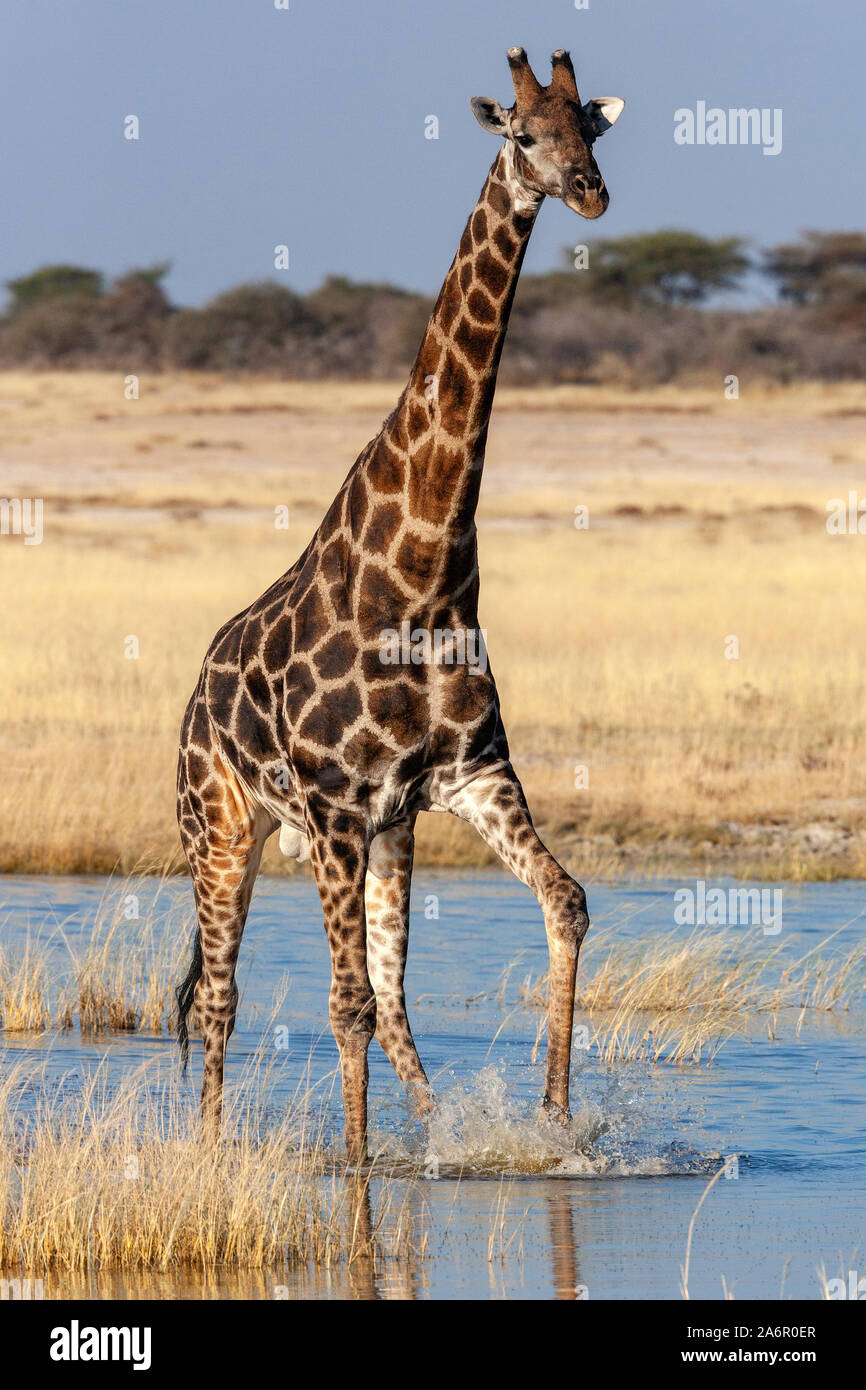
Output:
572,176,587,195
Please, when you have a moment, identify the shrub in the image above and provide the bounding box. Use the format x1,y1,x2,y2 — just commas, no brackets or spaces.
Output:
0,296,101,365
164,281,310,369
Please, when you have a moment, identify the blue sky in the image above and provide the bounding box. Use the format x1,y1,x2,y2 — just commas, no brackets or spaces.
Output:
1,0,862,307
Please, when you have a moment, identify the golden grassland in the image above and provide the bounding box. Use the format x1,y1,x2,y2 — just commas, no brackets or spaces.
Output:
2,370,866,879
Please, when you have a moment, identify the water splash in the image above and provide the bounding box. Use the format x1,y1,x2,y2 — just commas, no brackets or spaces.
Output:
373,1064,723,1178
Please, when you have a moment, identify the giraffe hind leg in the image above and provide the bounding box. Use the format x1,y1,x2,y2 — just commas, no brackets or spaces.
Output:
366,820,433,1118
177,744,271,1140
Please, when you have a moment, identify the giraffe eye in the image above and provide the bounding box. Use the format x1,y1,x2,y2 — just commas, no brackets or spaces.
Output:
515,133,535,149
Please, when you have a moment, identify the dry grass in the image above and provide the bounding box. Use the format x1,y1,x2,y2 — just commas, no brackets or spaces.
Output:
517,927,866,1015
0,935,50,1032
2,370,866,877
66,877,190,1035
503,923,866,1064
0,1058,419,1273
0,874,191,1035
680,1160,735,1300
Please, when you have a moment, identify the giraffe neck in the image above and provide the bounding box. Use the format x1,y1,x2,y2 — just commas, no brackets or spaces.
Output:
358,145,542,607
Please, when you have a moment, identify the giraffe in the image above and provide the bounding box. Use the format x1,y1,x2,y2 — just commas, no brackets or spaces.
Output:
175,47,625,1162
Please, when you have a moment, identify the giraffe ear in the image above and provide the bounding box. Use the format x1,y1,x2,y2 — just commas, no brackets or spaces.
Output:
583,96,626,136
471,97,508,135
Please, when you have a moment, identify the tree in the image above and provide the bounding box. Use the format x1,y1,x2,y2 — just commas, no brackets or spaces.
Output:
571,230,749,306
104,263,173,322
111,261,172,293
762,231,866,305
4,264,104,315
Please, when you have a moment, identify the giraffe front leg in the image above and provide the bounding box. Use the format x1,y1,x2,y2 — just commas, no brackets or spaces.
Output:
448,764,589,1122
306,804,376,1164
365,819,433,1119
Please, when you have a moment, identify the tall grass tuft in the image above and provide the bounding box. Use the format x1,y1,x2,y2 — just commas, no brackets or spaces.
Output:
0,872,193,1037
503,924,866,1064
61,871,191,1035
0,933,50,1032
0,1056,420,1275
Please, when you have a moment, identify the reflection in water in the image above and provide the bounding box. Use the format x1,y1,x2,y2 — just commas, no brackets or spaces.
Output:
19,1185,582,1302
546,1191,582,1301
344,1178,422,1301
339,1184,584,1302
306,1182,584,1302
39,1268,277,1301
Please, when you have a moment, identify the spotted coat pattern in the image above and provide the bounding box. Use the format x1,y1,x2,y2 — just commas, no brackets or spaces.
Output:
176,48,623,1160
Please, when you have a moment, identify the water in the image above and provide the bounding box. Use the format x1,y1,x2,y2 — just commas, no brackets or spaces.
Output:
1,872,865,1300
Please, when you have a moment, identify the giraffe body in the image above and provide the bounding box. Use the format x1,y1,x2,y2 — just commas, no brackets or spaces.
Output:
176,48,625,1159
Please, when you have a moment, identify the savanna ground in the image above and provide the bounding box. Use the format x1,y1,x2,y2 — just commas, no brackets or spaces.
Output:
2,370,866,881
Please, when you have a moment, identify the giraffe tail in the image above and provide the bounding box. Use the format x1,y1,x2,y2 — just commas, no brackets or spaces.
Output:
175,929,203,1073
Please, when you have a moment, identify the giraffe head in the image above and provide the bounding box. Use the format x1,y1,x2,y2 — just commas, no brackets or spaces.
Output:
471,47,624,219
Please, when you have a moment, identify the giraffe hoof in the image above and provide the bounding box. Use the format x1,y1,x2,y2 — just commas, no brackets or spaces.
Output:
540,1099,571,1127
412,1084,436,1121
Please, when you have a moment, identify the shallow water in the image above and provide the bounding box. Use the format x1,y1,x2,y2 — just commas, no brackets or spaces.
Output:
1,872,865,1299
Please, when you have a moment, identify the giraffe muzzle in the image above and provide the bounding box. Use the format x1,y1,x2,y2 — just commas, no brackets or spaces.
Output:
563,171,609,219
